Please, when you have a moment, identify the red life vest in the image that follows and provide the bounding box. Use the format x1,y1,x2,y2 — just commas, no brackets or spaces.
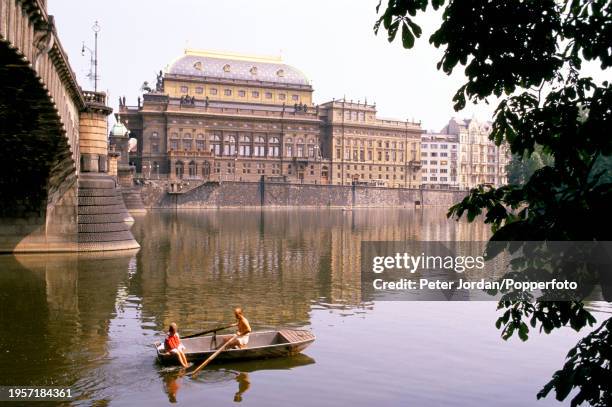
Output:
164,333,181,350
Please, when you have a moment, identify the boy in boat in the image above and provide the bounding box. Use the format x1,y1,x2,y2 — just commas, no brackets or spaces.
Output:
163,322,189,367
223,307,252,349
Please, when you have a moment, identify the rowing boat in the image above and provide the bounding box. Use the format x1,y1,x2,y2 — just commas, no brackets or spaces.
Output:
155,329,315,366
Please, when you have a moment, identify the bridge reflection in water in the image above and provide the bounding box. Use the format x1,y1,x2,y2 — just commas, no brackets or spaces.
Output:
0,208,490,405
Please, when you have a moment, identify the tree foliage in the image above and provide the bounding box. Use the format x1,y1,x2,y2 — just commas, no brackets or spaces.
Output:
376,1,612,405
507,145,555,185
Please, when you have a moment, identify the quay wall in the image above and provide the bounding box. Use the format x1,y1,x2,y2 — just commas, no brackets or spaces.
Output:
140,181,466,209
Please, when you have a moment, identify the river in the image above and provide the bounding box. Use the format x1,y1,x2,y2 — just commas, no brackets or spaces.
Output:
0,208,609,406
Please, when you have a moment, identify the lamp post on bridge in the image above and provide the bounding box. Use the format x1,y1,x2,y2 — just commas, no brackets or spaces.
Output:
81,21,101,92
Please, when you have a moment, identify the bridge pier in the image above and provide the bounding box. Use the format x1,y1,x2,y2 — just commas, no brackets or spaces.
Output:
77,93,139,251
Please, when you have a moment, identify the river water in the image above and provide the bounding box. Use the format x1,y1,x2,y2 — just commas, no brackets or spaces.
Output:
0,208,609,406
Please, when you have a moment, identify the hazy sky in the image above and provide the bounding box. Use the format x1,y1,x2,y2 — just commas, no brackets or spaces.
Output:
47,0,606,132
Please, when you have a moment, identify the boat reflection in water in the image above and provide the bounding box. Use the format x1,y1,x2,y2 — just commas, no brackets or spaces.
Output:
160,354,315,403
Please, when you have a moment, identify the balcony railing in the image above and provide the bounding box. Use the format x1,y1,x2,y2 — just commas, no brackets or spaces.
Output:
82,90,106,105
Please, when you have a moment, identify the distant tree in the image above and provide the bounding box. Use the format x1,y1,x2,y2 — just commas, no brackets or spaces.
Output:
375,1,611,405
507,145,555,185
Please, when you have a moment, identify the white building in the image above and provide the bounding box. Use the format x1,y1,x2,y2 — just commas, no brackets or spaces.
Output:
420,133,459,189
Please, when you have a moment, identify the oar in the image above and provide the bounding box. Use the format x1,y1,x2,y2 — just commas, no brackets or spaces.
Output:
183,324,234,339
191,334,238,377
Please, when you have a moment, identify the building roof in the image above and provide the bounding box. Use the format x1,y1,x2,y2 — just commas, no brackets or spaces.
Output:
167,49,310,86
110,121,129,137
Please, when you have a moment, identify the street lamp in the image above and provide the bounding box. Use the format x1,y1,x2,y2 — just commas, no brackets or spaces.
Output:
81,21,101,92
234,150,238,182
313,145,321,184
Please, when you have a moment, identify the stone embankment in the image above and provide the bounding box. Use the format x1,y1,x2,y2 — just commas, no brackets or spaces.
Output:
138,180,466,209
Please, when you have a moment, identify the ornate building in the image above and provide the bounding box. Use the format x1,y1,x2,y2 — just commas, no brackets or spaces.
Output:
119,49,326,184
319,100,422,187
119,49,424,188
439,117,509,189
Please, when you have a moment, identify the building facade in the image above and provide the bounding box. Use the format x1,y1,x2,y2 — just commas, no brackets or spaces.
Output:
420,133,460,189
423,117,508,189
119,49,423,187
319,100,422,188
443,118,508,188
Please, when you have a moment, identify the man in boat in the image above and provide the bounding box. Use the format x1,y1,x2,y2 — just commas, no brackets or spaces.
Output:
223,307,252,349
163,322,189,367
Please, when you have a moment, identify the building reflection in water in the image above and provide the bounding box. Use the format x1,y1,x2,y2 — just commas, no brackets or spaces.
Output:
129,208,490,334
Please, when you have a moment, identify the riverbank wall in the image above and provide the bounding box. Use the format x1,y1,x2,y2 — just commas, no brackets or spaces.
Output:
139,180,466,209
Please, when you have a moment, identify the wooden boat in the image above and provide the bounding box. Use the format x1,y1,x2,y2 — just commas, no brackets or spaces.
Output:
155,329,315,366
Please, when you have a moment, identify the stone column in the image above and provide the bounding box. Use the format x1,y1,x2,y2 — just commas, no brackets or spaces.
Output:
79,94,110,173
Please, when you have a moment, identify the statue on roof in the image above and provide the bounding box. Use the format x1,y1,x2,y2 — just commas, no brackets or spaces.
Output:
156,70,164,92
140,81,152,93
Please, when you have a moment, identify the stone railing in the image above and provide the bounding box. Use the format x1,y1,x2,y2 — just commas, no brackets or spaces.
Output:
82,90,107,105
167,150,214,158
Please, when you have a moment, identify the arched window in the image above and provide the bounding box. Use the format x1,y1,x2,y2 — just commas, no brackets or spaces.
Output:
285,138,294,157
202,161,211,177
296,139,305,158
188,161,197,178
239,134,252,156
269,137,280,156
175,161,184,179
254,135,266,157
210,133,222,155
321,165,329,179
226,134,237,156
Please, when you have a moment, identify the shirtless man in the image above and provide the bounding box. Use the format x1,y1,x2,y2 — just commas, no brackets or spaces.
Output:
223,307,252,349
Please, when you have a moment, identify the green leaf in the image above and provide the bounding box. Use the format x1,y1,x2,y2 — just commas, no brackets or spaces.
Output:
401,22,415,48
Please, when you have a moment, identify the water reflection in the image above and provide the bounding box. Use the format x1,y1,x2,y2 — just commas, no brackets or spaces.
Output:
0,251,137,398
161,354,316,404
129,208,491,335
161,369,186,403
0,208,501,405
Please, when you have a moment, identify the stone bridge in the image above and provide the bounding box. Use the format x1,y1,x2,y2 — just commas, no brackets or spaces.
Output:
0,0,139,252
